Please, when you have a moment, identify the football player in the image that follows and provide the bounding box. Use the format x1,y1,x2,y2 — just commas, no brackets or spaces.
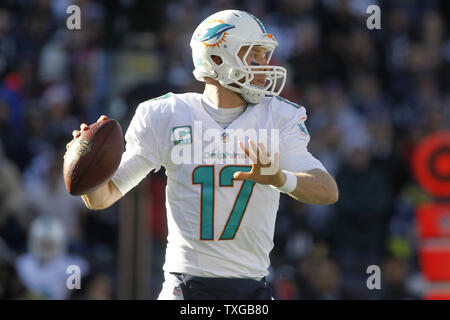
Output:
15,216,89,299
68,10,338,300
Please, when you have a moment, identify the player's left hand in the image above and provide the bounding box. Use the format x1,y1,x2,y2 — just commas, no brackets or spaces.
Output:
233,139,286,187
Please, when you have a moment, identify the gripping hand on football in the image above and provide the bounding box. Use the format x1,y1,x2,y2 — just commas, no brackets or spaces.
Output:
65,115,108,157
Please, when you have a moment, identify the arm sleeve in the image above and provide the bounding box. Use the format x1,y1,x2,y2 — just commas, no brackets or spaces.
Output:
279,107,328,173
111,102,163,196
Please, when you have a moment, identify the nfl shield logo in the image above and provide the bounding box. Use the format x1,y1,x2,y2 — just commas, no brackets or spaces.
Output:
173,286,183,298
221,132,229,143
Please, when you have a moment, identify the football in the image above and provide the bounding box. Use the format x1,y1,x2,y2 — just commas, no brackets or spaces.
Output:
63,119,124,196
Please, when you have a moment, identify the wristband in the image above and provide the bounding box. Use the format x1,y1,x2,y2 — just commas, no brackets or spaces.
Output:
273,170,297,193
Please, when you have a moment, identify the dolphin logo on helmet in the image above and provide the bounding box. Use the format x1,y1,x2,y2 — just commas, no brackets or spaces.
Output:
198,23,235,42
196,20,236,48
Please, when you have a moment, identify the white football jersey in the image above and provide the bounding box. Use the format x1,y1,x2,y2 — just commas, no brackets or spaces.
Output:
112,92,327,279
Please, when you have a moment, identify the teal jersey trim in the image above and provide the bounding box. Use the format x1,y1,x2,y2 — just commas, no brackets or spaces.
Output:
275,95,300,108
150,93,172,101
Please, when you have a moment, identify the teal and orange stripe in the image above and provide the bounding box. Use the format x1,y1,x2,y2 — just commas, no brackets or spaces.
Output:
249,13,268,33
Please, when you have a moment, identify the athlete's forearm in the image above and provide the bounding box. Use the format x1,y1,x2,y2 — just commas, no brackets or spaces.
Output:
286,169,339,205
81,179,123,210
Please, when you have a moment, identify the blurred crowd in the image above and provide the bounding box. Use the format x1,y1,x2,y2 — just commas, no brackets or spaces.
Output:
0,0,449,300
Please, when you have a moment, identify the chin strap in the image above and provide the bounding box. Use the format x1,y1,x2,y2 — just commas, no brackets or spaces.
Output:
241,85,265,104
221,82,265,104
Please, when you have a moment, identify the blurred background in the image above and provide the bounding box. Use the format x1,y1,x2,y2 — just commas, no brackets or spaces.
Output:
0,0,449,300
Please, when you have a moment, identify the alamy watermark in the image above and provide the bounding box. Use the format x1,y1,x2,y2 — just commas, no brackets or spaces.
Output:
366,5,381,30
170,122,281,175
366,265,381,290
66,265,81,290
66,5,81,30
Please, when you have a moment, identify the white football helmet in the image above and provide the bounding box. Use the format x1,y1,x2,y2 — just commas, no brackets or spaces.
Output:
190,10,287,104
29,216,66,262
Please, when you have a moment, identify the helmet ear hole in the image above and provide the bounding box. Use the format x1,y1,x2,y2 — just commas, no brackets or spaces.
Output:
211,55,223,66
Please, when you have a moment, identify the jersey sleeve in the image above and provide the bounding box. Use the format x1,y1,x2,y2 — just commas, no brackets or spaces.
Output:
279,106,328,173
111,100,164,196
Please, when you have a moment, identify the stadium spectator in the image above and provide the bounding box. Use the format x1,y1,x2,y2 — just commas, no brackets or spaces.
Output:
15,216,89,300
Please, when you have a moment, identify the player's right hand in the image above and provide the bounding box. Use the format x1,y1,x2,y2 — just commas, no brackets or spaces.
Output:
66,115,109,151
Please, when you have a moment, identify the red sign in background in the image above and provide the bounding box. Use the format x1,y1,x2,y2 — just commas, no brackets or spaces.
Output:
412,131,450,299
